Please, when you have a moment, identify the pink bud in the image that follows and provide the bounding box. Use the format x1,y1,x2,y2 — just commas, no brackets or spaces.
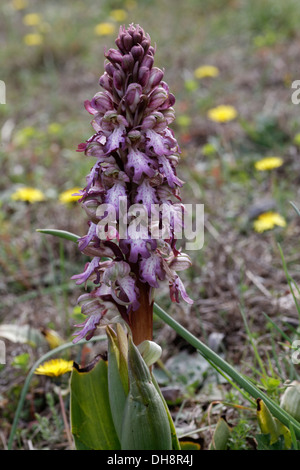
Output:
124,83,143,113
141,54,154,69
91,92,113,114
131,44,144,62
122,53,134,73
138,66,150,87
122,33,133,51
105,48,123,65
148,87,168,110
105,62,115,77
99,73,112,92
113,70,124,97
148,67,164,89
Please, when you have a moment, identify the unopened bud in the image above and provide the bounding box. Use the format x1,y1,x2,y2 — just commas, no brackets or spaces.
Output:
137,340,162,366
148,67,164,89
105,48,123,65
122,53,134,73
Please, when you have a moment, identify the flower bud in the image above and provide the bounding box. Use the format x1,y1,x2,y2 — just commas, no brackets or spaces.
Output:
148,87,168,110
167,253,192,272
104,62,115,77
121,53,134,73
121,32,133,52
91,91,113,114
138,66,150,88
113,70,124,97
131,44,144,62
99,73,112,92
105,48,123,65
141,54,154,70
124,83,143,113
148,67,164,89
280,381,300,422
137,340,162,366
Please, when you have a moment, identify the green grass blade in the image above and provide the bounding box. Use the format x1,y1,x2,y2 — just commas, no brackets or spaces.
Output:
263,312,292,344
36,229,80,243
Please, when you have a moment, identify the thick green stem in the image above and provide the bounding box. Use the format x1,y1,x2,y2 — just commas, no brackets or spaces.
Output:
129,280,153,345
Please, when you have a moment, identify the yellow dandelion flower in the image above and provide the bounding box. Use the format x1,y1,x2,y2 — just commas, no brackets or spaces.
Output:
254,157,284,171
35,358,73,377
23,13,42,26
194,65,219,79
207,105,238,123
59,187,81,204
253,211,286,233
110,9,127,22
12,0,28,10
94,22,116,36
23,33,43,46
11,187,46,203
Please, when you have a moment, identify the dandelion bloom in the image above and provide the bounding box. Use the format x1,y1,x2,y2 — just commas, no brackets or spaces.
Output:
22,13,42,26
194,65,219,79
11,187,46,203
110,9,127,22
253,211,286,233
254,156,284,171
12,0,28,10
59,187,82,204
23,33,43,46
35,358,73,377
94,22,116,36
207,105,237,123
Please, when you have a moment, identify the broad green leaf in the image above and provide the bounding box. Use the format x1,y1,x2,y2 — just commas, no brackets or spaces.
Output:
70,356,120,450
121,336,172,450
106,327,128,440
209,417,232,450
257,398,292,449
256,398,280,444
151,372,181,450
115,323,129,394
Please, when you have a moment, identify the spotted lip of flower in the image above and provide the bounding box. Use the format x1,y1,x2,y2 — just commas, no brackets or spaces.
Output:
73,24,193,342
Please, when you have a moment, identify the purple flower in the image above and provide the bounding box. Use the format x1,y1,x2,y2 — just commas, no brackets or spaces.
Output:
72,24,193,342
